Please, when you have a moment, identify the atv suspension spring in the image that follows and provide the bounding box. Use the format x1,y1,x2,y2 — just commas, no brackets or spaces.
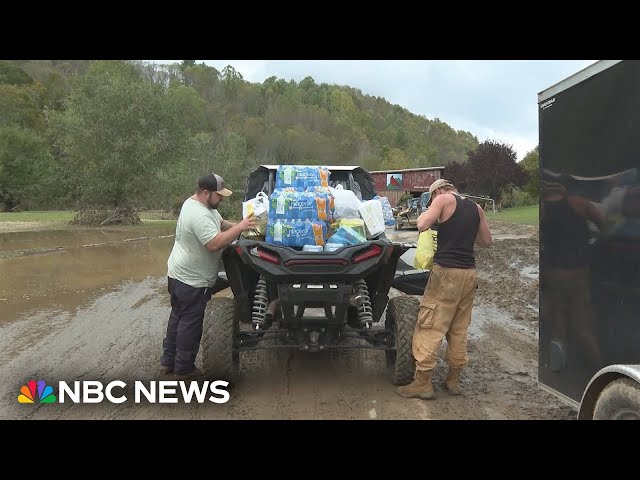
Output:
354,279,373,327
252,278,269,330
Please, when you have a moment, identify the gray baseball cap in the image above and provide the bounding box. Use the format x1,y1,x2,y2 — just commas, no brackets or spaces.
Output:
198,173,233,197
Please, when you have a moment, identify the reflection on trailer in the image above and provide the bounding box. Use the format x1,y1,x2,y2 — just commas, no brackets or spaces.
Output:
538,59,640,419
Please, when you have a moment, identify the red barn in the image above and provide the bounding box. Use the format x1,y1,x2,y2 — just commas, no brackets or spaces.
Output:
369,166,445,206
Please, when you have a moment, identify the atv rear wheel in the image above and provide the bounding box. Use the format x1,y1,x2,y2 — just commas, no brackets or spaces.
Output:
385,295,419,385
201,297,239,384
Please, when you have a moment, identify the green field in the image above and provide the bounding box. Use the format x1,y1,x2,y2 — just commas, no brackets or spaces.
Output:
486,205,539,226
1,207,539,228
0,210,176,226
0,211,75,222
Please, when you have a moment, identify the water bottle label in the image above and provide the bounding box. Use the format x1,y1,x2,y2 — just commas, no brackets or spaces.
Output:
319,168,329,188
284,167,293,186
312,223,325,245
274,222,283,242
277,195,285,215
315,196,327,221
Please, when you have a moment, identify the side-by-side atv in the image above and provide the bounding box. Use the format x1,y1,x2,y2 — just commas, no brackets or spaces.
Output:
201,165,429,386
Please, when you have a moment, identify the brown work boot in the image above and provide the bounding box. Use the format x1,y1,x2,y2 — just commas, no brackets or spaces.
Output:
396,370,435,399
159,365,173,375
444,367,463,395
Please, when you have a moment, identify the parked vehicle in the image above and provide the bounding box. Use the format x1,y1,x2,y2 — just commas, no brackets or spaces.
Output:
204,165,429,386
538,59,640,419
394,192,430,230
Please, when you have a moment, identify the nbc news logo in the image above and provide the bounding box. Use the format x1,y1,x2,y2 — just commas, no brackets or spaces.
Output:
18,379,230,404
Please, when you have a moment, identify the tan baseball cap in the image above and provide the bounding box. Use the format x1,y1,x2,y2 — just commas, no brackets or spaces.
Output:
198,173,233,197
428,178,454,195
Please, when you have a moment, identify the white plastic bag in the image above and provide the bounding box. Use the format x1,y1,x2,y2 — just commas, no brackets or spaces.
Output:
242,191,269,235
329,185,361,220
243,191,269,218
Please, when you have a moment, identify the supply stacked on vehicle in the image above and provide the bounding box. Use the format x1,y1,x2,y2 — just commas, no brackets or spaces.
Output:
266,165,333,248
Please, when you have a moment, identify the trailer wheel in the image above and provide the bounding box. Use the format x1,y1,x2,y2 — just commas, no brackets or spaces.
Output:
385,295,419,385
593,378,640,420
201,297,239,385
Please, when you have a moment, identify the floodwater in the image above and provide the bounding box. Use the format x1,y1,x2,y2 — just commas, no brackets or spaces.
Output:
0,224,413,326
0,225,176,324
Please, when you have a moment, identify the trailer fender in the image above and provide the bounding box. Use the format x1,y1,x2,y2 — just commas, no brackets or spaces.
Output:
578,365,640,420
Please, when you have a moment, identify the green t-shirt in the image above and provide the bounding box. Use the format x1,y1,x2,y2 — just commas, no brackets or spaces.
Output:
167,197,223,288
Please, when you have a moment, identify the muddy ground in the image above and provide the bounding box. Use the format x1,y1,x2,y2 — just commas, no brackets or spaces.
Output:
0,220,576,420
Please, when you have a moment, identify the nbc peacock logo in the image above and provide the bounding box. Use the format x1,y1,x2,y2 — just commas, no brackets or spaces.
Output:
18,380,57,404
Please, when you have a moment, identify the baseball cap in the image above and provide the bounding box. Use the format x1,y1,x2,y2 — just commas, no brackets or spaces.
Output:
429,178,454,195
426,178,454,205
198,173,233,197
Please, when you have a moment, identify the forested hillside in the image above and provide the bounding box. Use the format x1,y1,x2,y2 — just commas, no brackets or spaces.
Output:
0,60,493,219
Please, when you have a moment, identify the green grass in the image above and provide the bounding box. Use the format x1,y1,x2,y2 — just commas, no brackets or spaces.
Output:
0,210,176,224
2,206,540,227
0,211,75,222
486,204,539,226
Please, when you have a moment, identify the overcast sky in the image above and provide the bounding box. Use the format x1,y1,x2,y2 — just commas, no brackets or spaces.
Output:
155,60,597,161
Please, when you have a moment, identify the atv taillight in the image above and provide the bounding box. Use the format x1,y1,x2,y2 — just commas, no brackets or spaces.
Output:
250,246,280,265
353,244,383,264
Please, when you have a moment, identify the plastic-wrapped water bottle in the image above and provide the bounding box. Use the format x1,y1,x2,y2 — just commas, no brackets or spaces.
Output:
273,219,284,243
276,166,298,189
290,191,312,220
275,165,331,190
269,189,294,220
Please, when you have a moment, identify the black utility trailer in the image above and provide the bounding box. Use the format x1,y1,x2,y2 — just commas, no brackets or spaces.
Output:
538,60,640,419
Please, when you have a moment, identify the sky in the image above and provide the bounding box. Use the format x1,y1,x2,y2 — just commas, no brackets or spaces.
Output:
155,60,597,162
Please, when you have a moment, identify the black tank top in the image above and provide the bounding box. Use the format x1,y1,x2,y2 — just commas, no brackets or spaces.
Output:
434,194,480,269
541,197,590,269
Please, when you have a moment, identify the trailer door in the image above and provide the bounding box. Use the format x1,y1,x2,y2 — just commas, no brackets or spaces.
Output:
538,60,640,404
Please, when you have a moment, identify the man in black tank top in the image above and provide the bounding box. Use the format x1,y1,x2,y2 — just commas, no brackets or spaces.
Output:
539,181,604,374
397,179,492,400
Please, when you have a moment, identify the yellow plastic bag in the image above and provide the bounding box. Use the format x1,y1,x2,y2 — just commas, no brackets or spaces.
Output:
413,228,438,270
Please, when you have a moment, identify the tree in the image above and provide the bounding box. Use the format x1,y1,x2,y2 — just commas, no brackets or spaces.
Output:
180,60,196,72
222,65,244,99
0,61,33,86
41,71,69,111
182,64,221,101
443,161,472,192
169,132,217,211
0,84,44,130
299,76,316,91
47,60,187,220
379,146,409,170
168,84,207,133
520,146,539,198
211,130,253,219
466,140,527,202
0,125,53,210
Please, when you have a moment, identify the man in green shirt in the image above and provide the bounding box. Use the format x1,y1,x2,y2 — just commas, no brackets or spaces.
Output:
161,173,256,378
